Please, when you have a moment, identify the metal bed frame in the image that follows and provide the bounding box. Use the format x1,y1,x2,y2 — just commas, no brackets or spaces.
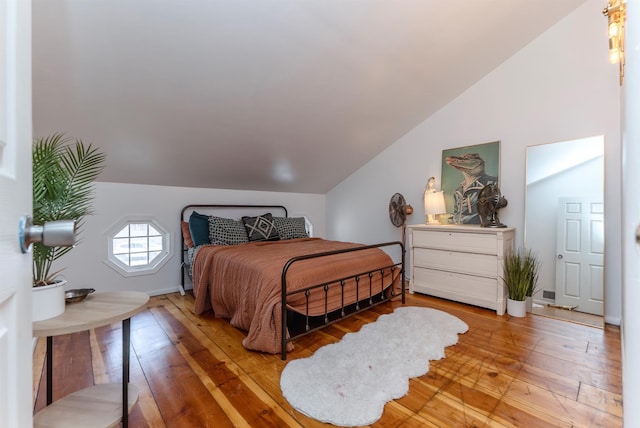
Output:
180,204,405,360
280,241,404,359
179,204,289,294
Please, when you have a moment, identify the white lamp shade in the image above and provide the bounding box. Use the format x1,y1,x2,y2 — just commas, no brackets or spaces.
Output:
424,191,446,214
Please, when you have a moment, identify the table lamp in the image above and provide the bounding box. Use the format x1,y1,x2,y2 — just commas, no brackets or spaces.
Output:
424,177,446,225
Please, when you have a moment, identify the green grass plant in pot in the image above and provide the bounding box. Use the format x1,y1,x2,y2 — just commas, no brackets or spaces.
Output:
503,249,540,317
32,134,106,320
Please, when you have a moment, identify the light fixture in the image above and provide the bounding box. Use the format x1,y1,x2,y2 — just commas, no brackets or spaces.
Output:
603,0,626,85
423,177,446,225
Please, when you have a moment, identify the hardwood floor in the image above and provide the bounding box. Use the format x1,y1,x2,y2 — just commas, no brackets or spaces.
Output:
531,304,604,329
33,292,622,427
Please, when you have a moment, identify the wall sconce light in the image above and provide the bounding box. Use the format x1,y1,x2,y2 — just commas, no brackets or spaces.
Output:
603,0,626,85
423,177,446,225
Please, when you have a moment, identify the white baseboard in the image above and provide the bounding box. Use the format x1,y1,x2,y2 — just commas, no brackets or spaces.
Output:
605,315,621,326
147,285,185,296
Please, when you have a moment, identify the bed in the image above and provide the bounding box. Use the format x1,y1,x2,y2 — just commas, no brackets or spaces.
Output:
180,204,405,359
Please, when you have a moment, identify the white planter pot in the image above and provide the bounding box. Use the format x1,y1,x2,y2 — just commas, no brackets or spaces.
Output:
32,280,66,322
507,298,527,318
526,296,533,312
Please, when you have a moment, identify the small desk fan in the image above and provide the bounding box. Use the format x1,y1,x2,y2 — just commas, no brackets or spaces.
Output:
477,184,508,228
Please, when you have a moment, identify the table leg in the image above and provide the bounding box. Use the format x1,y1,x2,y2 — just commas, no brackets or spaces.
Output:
46,336,53,405
122,317,131,428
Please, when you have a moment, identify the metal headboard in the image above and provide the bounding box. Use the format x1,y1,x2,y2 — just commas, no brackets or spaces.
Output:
179,204,289,294
180,204,288,221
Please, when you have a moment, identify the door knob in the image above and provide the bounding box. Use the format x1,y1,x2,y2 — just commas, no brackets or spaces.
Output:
557,254,563,259
19,215,76,254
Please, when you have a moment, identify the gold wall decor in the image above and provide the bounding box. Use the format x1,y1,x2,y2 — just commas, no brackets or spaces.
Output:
603,0,627,85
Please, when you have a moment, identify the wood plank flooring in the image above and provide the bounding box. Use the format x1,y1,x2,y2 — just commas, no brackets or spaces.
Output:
531,304,604,329
33,292,622,427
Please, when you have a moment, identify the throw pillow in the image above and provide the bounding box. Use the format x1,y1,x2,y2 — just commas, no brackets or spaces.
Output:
189,211,210,247
208,215,249,245
181,221,195,248
273,217,309,240
242,213,280,242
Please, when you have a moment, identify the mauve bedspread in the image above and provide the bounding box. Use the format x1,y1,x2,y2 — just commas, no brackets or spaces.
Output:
191,238,398,354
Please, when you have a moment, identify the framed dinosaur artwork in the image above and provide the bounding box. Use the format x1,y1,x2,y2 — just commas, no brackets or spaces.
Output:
441,141,500,225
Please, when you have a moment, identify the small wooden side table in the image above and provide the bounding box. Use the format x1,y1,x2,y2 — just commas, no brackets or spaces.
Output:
33,291,149,428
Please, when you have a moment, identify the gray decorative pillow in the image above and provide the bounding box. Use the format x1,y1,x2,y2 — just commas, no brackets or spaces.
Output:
208,215,249,245
273,217,308,240
242,213,279,242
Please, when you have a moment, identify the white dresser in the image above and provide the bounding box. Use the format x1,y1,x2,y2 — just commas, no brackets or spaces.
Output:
407,224,515,315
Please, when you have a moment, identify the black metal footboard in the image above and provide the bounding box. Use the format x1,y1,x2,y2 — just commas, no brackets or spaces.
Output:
280,241,405,360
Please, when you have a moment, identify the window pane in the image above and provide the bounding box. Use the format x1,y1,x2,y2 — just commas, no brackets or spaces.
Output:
149,251,161,263
130,253,148,266
130,223,148,237
130,237,148,253
113,238,130,254
148,225,160,236
115,254,129,265
114,226,129,239
149,236,163,251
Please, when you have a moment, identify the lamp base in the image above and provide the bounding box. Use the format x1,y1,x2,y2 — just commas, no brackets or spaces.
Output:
426,214,441,225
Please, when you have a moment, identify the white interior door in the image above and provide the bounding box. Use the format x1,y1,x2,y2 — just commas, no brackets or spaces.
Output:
0,0,34,426
555,197,604,315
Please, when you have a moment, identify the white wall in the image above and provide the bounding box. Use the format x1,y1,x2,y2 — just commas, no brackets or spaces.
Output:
52,182,325,296
326,0,623,322
622,0,640,424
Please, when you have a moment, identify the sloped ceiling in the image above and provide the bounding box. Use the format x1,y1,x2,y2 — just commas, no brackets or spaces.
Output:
31,0,586,193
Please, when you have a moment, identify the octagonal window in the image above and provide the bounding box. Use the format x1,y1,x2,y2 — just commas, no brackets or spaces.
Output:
106,217,171,277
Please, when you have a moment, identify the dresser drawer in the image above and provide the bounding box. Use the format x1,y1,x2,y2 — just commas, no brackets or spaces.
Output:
412,267,500,304
407,225,513,316
413,248,497,277
412,229,498,255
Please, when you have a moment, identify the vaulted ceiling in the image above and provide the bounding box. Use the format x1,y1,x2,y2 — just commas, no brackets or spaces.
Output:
32,0,586,193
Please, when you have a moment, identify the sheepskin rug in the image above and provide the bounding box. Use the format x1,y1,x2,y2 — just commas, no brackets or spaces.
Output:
280,306,468,426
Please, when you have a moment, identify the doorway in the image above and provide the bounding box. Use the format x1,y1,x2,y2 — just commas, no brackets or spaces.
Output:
525,136,604,327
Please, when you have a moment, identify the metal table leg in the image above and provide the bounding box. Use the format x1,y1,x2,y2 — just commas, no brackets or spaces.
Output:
122,317,131,428
46,336,53,405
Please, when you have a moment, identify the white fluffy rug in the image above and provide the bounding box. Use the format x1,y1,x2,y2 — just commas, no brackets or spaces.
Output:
280,306,468,426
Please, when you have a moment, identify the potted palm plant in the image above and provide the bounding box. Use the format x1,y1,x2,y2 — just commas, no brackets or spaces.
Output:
503,249,540,317
32,134,106,320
